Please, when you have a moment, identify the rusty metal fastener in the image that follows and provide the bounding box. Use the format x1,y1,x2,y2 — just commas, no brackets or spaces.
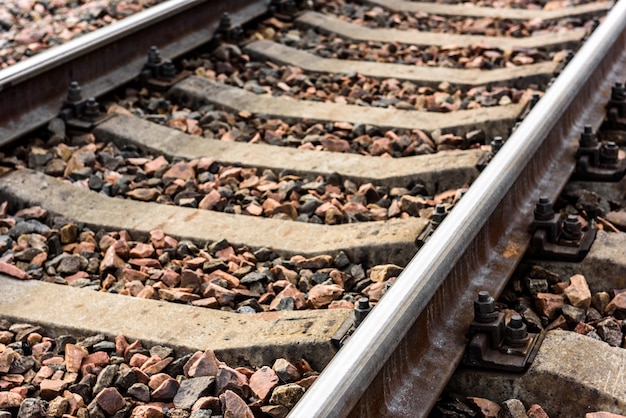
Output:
530,197,595,261
141,47,189,91
606,82,626,121
60,82,112,130
612,82,626,101
533,196,554,221
217,13,233,34
159,60,177,80
529,93,540,108
66,81,82,104
415,205,448,248
474,291,498,323
432,204,447,226
147,46,161,67
464,292,542,371
575,125,626,181
354,297,371,327
600,141,619,165
269,0,297,17
331,297,371,348
82,98,101,120
579,125,598,148
216,13,244,43
491,136,504,155
561,215,582,241
504,314,530,348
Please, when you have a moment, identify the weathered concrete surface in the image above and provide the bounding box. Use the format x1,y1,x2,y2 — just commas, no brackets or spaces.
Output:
297,11,587,51
244,40,558,89
0,277,349,370
0,169,427,266
447,330,626,416
169,76,523,139
529,230,626,292
96,114,483,192
565,179,626,208
361,0,611,21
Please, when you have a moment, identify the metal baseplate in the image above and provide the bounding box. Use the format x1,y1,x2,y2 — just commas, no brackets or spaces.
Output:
601,82,626,132
59,82,113,132
331,297,372,349
463,291,544,372
528,198,596,262
574,125,626,181
140,46,190,92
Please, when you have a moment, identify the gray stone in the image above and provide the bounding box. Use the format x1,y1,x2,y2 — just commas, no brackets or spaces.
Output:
150,345,174,359
596,318,623,347
240,271,266,284
57,255,87,275
524,278,548,295
269,383,305,408
92,364,119,395
165,408,190,418
47,396,69,417
0,235,13,254
127,383,150,402
189,410,213,418
48,118,66,137
518,306,543,332
173,376,215,410
8,355,35,374
114,368,137,390
164,353,193,377
560,304,586,327
17,398,48,418
9,220,50,238
76,334,106,350
275,297,295,311
92,340,116,353
499,399,528,418
86,398,106,418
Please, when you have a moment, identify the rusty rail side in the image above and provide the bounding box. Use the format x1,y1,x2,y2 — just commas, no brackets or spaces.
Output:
0,0,267,145
288,0,626,416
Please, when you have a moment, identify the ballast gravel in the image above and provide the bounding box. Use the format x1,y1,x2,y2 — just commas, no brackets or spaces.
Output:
0,320,317,417
0,199,404,312
0,0,163,69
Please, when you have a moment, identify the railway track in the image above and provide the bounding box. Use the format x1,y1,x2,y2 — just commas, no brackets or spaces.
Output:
1,0,626,417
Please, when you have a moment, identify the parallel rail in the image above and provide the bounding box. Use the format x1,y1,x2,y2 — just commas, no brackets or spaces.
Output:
0,0,266,144
289,0,626,416
0,0,623,416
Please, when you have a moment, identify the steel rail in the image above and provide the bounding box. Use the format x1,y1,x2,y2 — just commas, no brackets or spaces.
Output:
0,0,267,145
288,0,626,416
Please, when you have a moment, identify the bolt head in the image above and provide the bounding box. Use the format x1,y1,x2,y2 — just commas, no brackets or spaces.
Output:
534,197,553,221
562,215,582,238
504,314,529,347
474,291,497,318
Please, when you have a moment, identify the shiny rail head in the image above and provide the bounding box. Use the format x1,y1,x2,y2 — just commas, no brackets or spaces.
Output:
288,0,626,416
